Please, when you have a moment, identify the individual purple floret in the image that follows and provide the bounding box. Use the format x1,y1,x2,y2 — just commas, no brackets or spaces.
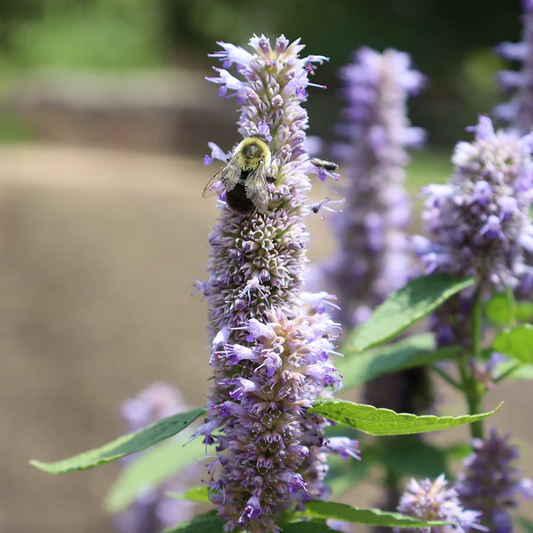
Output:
394,474,485,533
494,1,533,135
195,35,358,533
114,383,196,533
415,115,533,292
318,46,426,328
456,428,533,533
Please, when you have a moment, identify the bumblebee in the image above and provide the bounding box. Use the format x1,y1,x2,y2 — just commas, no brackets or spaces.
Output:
310,157,339,172
203,135,272,214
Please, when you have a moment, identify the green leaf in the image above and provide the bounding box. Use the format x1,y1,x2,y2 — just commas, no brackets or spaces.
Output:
518,516,533,533
30,407,205,474
486,291,516,326
283,522,336,533
163,511,223,533
308,398,501,436
299,501,452,528
339,334,456,390
168,486,210,503
381,437,448,479
493,324,533,362
511,364,533,379
105,435,206,513
349,274,474,351
516,301,533,323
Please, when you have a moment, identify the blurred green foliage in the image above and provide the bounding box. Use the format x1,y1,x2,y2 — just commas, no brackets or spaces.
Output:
0,0,525,145
0,0,164,69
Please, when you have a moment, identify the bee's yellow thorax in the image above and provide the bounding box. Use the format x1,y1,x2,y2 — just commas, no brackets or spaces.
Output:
236,137,271,171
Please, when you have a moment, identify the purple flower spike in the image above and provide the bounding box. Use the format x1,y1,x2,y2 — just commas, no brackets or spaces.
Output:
456,428,533,533
314,47,426,328
198,35,351,532
395,474,485,533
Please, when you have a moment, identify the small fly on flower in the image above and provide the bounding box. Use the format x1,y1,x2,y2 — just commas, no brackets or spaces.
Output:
310,157,339,172
203,135,274,214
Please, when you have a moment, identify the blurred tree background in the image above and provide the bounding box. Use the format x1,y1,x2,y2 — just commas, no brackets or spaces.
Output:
0,0,522,146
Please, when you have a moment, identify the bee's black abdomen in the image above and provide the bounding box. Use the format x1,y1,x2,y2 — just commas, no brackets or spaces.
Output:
226,183,254,213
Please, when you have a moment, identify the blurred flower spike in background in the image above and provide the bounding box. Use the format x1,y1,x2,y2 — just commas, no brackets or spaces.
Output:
317,46,426,328
456,428,533,533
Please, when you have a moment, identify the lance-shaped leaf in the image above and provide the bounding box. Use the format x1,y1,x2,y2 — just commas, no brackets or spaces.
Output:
169,486,211,503
349,274,474,352
493,324,533,363
308,399,501,436
283,522,337,533
511,364,533,379
30,407,205,474
163,511,223,533
338,333,457,390
298,501,452,528
105,435,206,513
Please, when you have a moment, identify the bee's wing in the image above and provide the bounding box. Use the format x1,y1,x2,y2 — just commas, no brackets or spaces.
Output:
245,159,269,213
202,156,241,199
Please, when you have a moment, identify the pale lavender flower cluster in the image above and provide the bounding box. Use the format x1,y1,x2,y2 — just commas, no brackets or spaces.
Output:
114,383,196,533
414,115,533,292
320,46,426,328
494,0,533,135
456,428,533,533
196,36,359,533
395,474,485,533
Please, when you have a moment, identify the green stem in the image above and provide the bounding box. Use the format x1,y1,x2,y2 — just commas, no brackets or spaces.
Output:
430,364,463,391
466,392,484,439
463,287,485,440
471,287,483,361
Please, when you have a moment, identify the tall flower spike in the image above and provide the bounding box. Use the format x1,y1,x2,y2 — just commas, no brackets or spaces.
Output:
394,474,485,533
114,383,197,533
319,46,426,328
494,1,533,135
456,428,533,533
196,36,357,533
